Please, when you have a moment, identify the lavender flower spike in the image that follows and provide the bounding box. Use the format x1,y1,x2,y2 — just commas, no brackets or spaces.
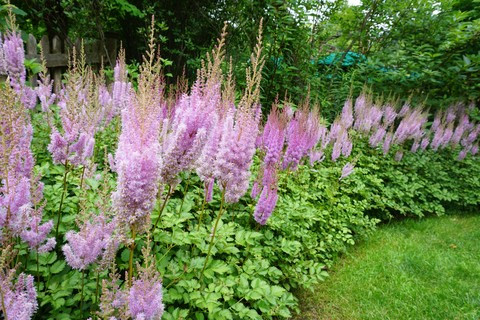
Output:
340,162,355,180
253,187,278,225
62,213,116,270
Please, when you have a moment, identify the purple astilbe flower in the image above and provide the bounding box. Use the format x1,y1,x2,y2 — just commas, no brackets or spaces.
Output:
283,105,322,170
440,124,454,148
445,105,457,124
331,135,342,162
394,150,404,162
0,36,7,75
253,186,278,225
0,86,54,251
340,162,354,180
112,57,164,229
411,139,420,153
340,98,354,129
127,236,164,320
451,114,470,146
259,104,288,166
383,131,393,155
458,148,468,161
3,31,25,87
0,270,38,320
309,149,324,165
398,103,410,117
2,31,37,110
471,144,479,156
204,178,215,203
160,80,219,185
101,54,132,125
353,93,368,130
250,180,260,199
215,104,261,203
19,205,56,253
420,136,430,151
431,111,442,132
430,126,444,151
329,119,342,141
369,126,387,148
196,111,225,200
393,109,427,145
341,134,353,158
354,98,383,134
35,71,56,113
383,104,397,127
48,65,102,167
62,213,117,270
128,278,164,320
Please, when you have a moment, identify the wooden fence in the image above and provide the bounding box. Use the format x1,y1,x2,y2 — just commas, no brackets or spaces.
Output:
24,34,118,93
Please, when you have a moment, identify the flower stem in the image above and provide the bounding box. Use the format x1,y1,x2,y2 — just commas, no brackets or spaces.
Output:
200,188,226,280
178,179,190,214
153,185,172,230
196,195,207,231
95,271,100,304
80,269,85,311
128,225,137,287
55,160,69,238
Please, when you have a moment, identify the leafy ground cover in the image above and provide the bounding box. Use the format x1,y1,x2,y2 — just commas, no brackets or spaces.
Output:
295,213,480,320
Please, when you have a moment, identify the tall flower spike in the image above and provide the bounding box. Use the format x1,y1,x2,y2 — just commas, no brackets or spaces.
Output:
253,186,278,225
112,33,164,231
340,162,355,180
128,236,164,320
283,102,322,170
214,23,264,203
163,26,227,186
0,85,54,252
47,50,102,167
260,103,288,166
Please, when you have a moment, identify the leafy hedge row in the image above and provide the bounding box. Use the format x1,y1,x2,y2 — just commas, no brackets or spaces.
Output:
32,112,480,319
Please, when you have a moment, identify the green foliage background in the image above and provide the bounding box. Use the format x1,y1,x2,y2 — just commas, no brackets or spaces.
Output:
10,0,480,116
25,112,480,319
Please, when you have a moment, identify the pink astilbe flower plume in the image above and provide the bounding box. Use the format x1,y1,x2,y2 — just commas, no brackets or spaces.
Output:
0,268,38,320
214,26,264,203
0,85,54,251
98,237,164,320
283,102,323,170
47,51,103,167
253,186,278,225
112,36,164,231
62,212,117,270
340,162,355,180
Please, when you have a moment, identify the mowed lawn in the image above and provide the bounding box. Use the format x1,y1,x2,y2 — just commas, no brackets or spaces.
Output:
295,214,480,320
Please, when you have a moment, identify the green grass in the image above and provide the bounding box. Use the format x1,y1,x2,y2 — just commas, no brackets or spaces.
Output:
294,214,480,320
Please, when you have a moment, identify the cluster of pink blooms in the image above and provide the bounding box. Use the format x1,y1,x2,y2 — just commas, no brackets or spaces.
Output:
0,271,38,320
62,213,117,270
98,242,164,320
0,31,36,109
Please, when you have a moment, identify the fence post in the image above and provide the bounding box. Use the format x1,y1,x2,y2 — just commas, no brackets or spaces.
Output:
51,36,62,93
26,34,38,86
